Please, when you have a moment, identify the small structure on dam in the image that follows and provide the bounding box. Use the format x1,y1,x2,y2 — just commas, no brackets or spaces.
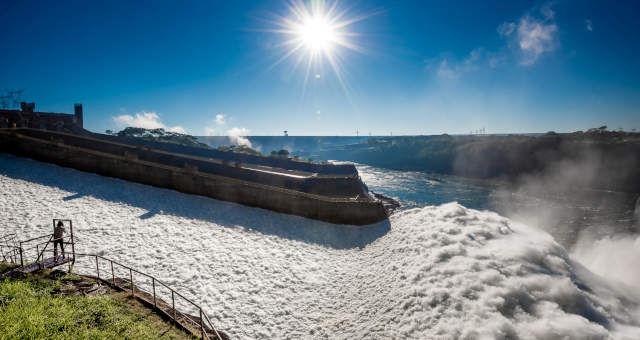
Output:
0,104,396,225
0,102,84,132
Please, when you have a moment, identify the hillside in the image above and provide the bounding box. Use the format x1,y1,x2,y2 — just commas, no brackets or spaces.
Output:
315,130,640,193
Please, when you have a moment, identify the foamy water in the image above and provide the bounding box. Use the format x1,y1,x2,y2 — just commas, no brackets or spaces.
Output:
1,154,639,339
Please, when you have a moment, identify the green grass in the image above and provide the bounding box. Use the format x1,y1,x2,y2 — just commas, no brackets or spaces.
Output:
0,262,17,274
0,270,193,339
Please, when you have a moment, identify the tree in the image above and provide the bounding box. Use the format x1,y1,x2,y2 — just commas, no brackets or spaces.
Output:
277,149,290,157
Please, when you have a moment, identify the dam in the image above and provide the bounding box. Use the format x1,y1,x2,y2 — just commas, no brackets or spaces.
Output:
0,104,394,225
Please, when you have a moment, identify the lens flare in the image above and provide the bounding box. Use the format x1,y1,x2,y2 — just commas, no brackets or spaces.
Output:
267,0,370,95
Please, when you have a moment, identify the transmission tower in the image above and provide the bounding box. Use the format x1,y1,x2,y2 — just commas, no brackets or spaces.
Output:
8,90,23,108
0,95,9,109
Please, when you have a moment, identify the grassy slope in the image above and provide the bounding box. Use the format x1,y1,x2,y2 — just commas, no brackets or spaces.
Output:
0,265,193,339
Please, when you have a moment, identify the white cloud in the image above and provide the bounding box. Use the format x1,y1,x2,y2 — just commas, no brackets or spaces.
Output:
426,2,559,76
435,59,457,79
113,111,186,134
540,2,555,20
585,19,593,31
227,127,252,148
517,15,558,65
215,114,226,125
427,48,498,79
166,126,186,134
498,22,516,37
500,3,558,66
204,114,228,136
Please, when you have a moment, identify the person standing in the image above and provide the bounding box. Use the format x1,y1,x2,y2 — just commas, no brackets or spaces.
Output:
53,221,65,260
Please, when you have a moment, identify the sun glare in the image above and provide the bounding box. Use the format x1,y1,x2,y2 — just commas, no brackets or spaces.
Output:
267,0,371,95
297,16,336,52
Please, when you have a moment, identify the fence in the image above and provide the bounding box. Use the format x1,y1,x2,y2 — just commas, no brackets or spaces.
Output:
2,222,223,340
71,253,223,340
0,233,20,263
11,219,76,270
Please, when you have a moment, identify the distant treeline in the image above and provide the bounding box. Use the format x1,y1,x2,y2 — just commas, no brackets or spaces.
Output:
106,127,211,149
317,129,640,193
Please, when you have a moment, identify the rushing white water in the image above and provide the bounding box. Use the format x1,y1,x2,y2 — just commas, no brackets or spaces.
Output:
1,153,639,339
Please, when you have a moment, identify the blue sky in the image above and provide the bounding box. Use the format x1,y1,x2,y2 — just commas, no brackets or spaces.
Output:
1,0,639,136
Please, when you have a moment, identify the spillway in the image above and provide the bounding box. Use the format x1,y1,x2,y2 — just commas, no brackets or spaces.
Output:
1,153,639,339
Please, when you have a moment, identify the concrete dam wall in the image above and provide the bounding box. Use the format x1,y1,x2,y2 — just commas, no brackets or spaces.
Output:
92,132,358,176
0,129,388,225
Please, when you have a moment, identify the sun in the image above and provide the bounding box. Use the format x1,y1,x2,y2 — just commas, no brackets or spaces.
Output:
267,0,371,94
297,15,336,52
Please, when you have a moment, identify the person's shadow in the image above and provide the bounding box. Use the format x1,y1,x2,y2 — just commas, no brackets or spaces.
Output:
0,154,390,249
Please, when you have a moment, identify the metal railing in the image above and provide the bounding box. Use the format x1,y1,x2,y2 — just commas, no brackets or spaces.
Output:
2,220,224,340
1,233,21,263
70,253,223,340
15,233,75,268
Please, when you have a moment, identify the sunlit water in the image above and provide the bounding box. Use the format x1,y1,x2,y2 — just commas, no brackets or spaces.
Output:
357,164,493,211
356,163,638,248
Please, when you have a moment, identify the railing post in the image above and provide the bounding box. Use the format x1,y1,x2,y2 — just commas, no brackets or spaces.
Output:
69,220,75,265
111,261,115,286
129,268,134,297
95,255,100,280
200,308,205,339
172,291,176,320
152,278,157,308
19,242,23,267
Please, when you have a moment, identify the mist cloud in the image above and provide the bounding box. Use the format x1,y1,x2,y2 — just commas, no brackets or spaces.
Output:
489,144,640,290
572,233,640,287
227,127,252,148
